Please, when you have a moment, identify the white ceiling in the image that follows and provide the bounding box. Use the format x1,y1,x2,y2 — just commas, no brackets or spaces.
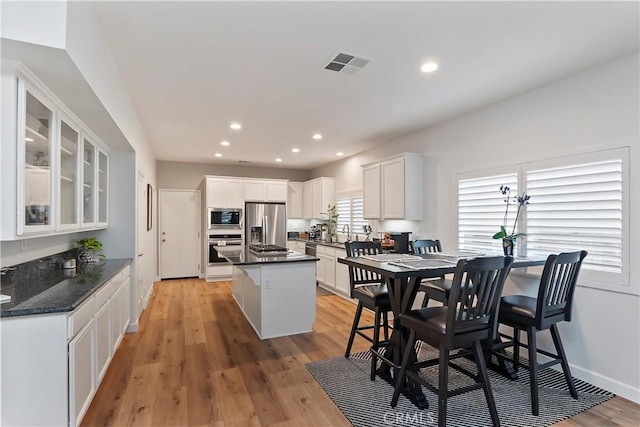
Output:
93,1,639,170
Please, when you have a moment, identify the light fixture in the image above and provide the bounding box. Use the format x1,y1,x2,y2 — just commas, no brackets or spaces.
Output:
291,148,300,153
312,133,323,140
337,152,344,156
420,62,438,73
230,122,242,130
275,158,282,162
214,153,222,158
220,140,230,146
25,137,34,142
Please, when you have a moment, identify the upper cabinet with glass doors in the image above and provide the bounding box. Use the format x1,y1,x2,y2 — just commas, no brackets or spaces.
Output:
19,87,55,234
0,64,110,240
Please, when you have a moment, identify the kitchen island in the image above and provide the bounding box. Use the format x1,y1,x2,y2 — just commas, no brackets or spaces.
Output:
217,246,318,339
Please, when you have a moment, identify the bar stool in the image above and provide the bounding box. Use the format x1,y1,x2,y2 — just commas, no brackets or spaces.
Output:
412,239,452,308
344,241,392,358
497,250,587,416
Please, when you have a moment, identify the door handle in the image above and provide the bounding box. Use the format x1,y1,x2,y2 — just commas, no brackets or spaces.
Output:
162,239,166,242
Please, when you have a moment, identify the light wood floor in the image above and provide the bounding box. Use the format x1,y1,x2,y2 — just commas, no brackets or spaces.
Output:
82,279,639,426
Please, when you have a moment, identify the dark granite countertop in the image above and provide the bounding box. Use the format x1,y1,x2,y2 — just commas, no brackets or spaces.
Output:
288,238,347,249
216,246,318,266
1,258,132,318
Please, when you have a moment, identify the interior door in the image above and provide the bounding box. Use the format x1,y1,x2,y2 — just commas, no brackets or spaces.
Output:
159,190,200,279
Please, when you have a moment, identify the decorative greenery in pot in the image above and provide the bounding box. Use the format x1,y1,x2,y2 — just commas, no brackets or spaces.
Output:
321,204,339,242
362,224,372,241
492,185,531,256
76,237,106,263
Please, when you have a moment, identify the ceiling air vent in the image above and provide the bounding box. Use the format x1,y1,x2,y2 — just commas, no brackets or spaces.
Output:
324,51,371,74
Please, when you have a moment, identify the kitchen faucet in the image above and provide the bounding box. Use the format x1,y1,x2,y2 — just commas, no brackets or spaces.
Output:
342,224,351,242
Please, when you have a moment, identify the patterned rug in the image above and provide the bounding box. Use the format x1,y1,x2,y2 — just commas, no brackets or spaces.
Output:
306,344,613,427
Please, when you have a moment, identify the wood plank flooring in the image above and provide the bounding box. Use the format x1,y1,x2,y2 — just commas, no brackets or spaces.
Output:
81,278,639,426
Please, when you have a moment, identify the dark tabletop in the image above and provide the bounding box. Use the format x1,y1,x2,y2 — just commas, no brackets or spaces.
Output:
1,259,132,318
216,246,318,266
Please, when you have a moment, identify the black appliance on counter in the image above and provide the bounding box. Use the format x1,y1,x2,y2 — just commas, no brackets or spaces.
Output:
389,232,412,254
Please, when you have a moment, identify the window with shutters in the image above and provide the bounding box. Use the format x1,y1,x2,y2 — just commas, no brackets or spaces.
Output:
523,148,628,288
336,191,366,236
456,147,630,291
457,170,519,254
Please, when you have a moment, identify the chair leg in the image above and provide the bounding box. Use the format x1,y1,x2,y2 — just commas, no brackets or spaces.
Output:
513,326,520,373
345,301,364,358
421,291,430,308
382,311,389,341
438,344,449,427
550,324,578,399
391,330,416,407
527,327,539,416
370,307,382,381
473,340,501,427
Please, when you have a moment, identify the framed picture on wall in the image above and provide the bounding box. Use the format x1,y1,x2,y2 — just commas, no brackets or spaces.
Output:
147,183,153,231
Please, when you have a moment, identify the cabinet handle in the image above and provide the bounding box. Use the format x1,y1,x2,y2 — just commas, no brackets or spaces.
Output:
138,253,144,257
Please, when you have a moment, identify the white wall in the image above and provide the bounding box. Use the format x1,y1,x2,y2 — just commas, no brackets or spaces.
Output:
314,52,640,401
0,1,67,49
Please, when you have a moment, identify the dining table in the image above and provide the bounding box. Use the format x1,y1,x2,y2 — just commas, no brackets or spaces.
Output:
337,251,547,409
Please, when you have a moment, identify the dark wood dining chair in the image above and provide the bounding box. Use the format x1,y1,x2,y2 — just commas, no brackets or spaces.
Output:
496,250,587,416
344,241,392,358
411,239,452,308
391,255,514,427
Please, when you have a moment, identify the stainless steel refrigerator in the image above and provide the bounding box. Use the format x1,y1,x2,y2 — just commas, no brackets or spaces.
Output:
245,202,287,247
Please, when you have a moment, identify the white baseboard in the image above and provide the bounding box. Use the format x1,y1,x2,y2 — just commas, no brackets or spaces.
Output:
126,321,139,333
569,363,640,403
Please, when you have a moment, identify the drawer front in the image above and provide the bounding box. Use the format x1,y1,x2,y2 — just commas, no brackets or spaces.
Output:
68,296,95,339
317,245,328,255
120,265,131,280
95,278,117,309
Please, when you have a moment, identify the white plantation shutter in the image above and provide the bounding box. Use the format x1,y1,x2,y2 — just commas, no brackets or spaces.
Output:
336,196,351,230
336,192,366,233
351,195,367,231
525,158,624,276
458,173,519,253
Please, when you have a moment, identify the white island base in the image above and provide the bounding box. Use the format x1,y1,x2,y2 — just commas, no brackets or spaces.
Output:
232,262,316,339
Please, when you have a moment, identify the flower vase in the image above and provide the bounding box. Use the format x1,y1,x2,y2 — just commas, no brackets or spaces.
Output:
78,249,98,263
502,237,516,256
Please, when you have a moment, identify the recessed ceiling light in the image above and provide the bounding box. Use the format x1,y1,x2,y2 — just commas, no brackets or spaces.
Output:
275,158,282,162
312,133,323,140
337,152,344,156
220,140,230,146
214,153,222,157
25,137,34,142
421,62,438,73
291,148,300,153
230,122,242,130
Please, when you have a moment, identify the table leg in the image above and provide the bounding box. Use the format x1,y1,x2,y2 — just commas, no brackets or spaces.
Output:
374,276,429,409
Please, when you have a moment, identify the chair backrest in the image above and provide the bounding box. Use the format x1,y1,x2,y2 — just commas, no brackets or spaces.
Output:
536,250,587,326
411,239,442,254
446,256,514,345
344,241,384,297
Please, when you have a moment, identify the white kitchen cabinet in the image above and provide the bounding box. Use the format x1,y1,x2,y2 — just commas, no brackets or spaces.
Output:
206,177,243,208
335,248,351,296
1,64,110,240
303,177,335,219
317,252,327,284
94,300,111,382
302,180,313,219
363,164,382,219
243,179,288,202
266,181,287,202
287,182,303,218
0,263,131,427
97,149,109,226
362,153,423,220
58,116,81,231
69,319,95,427
324,249,336,290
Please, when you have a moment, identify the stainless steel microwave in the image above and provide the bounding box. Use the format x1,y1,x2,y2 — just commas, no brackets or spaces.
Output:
208,208,242,229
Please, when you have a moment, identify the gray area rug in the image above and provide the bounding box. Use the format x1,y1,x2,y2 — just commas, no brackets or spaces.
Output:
306,344,613,427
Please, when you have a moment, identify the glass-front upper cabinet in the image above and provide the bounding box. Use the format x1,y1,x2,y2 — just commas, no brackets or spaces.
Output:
82,137,96,227
59,118,80,230
97,149,108,225
21,89,54,232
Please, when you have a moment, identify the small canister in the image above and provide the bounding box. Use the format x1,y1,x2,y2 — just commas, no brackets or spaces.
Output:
62,258,77,269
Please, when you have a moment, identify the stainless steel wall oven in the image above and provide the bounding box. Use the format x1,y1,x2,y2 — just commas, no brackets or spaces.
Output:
208,233,242,265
